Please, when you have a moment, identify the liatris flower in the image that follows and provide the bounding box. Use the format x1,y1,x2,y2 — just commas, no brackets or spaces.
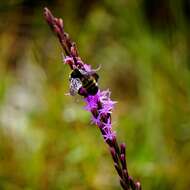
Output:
44,8,142,190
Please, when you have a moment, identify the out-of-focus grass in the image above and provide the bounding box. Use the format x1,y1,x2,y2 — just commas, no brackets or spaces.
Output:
0,0,190,189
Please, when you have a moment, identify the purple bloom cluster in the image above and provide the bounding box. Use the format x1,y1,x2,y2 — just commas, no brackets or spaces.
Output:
44,8,142,190
84,90,117,141
65,51,117,141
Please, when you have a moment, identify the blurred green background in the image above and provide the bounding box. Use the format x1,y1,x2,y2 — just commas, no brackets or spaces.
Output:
0,0,190,189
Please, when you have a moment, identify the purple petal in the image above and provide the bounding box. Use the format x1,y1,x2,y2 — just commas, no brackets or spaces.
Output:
83,64,92,72
84,94,100,111
103,129,116,141
91,115,101,125
64,56,74,64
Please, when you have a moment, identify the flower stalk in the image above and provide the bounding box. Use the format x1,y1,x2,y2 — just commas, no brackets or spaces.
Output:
44,7,141,190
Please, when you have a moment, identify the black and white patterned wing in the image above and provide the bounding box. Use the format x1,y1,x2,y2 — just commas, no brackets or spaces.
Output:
69,78,82,96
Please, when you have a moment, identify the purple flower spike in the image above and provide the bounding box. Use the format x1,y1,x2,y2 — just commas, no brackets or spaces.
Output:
44,8,142,190
120,143,126,155
102,117,112,130
91,114,101,125
103,129,116,141
99,102,114,114
98,89,110,100
135,182,142,190
84,94,99,111
83,64,92,73
64,56,74,64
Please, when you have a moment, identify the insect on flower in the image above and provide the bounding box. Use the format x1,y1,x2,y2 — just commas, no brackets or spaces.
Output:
69,68,99,97
44,8,142,190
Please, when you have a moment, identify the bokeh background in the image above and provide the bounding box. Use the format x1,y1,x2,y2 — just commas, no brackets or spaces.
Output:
0,0,190,189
